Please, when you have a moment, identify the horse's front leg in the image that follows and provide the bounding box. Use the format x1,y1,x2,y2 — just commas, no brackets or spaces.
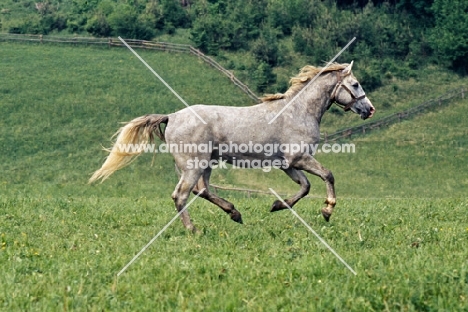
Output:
294,155,336,221
270,167,310,212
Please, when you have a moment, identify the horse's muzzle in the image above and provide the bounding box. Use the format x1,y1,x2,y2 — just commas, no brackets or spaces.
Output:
361,101,375,119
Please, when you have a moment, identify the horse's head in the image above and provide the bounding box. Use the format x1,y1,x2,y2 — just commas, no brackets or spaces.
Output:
330,61,375,119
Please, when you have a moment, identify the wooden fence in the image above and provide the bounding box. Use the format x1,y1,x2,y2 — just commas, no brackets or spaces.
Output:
322,86,466,142
209,184,324,199
0,33,260,102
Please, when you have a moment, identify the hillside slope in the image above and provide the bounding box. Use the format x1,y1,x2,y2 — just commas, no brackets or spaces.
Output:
0,42,252,197
1,41,467,201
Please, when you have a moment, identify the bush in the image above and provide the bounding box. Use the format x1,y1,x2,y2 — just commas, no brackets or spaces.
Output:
67,15,87,34
164,22,176,35
136,13,156,40
107,4,155,40
145,1,165,30
50,13,68,32
190,10,249,53
357,66,382,92
8,15,45,34
108,5,138,38
292,26,331,64
86,14,111,37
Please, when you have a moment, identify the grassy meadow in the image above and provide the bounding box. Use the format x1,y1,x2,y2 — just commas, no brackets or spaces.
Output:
1,41,467,311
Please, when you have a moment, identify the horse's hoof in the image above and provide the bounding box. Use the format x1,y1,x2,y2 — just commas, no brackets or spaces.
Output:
231,210,243,224
188,225,199,234
321,208,331,222
270,199,287,212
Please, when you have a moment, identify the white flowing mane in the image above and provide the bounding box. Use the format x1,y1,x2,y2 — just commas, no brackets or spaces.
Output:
261,63,348,102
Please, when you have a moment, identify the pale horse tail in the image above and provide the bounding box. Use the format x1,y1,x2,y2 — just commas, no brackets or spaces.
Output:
89,114,168,183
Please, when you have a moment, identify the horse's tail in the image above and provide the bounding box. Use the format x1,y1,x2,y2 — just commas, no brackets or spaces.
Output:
89,114,168,183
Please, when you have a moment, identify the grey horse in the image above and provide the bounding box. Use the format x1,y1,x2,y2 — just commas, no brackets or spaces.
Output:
90,62,375,232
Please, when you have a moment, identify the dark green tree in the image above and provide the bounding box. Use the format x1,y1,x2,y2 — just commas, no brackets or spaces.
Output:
252,62,277,93
430,0,468,71
251,27,280,66
160,0,190,28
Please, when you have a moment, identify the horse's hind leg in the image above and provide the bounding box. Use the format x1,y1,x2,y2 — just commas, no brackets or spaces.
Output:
192,168,243,224
172,168,204,232
271,167,310,212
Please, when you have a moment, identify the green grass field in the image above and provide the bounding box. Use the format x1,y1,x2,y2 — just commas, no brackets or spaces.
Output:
1,196,467,311
1,42,467,311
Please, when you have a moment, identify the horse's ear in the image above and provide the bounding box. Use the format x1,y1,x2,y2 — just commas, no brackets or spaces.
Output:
342,61,354,75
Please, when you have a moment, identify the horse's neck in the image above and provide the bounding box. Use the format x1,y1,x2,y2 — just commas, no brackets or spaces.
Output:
261,72,337,125
302,73,337,124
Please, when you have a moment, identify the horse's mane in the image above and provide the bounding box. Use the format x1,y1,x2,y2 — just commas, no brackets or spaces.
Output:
261,63,348,102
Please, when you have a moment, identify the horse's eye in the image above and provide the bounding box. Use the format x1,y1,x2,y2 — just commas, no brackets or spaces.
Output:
352,83,359,88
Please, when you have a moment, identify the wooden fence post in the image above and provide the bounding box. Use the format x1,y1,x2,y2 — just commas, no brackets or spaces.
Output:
39,34,43,44
108,38,112,48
